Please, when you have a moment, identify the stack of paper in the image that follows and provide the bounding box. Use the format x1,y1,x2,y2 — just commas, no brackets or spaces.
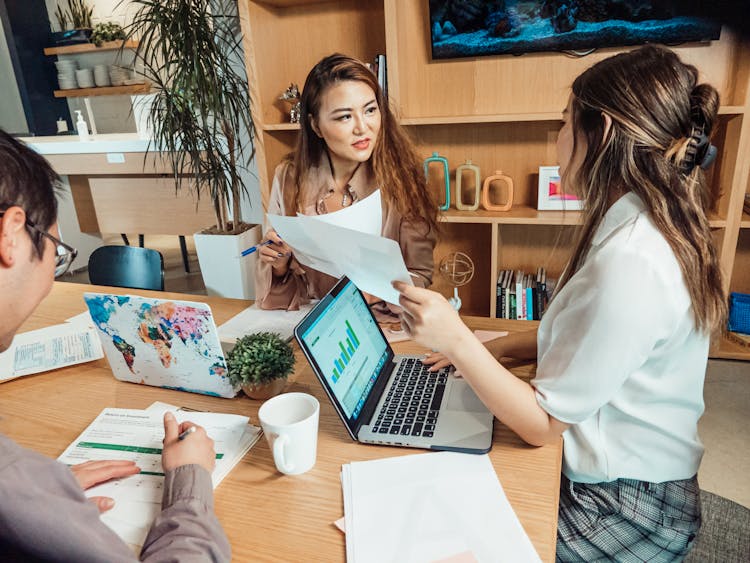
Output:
218,302,316,344
58,402,261,550
341,452,541,563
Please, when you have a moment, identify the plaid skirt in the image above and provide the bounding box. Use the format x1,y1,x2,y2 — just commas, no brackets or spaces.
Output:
557,474,701,562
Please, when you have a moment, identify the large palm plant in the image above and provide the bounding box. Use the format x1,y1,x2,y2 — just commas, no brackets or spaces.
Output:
123,0,254,234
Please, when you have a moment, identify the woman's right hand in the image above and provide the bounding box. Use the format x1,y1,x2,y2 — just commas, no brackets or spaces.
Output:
161,412,216,474
258,229,293,276
421,351,454,372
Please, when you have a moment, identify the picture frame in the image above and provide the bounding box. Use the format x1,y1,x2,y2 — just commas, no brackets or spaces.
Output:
537,166,583,211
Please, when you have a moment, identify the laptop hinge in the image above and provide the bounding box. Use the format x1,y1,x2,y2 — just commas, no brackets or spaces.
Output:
353,353,395,434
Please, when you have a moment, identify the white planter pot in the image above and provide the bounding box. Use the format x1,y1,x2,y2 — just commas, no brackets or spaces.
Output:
194,225,261,300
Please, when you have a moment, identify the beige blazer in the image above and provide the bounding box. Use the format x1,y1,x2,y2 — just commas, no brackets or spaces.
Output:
255,160,436,318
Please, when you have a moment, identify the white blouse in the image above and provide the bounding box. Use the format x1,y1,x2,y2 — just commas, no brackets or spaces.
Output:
532,192,709,484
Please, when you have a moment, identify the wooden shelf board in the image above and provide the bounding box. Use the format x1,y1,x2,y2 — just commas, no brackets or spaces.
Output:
263,123,301,131
255,0,330,6
53,83,150,98
708,212,726,228
401,112,563,126
437,208,725,227
717,105,746,115
710,334,750,361
44,40,138,56
741,212,750,229
440,206,582,225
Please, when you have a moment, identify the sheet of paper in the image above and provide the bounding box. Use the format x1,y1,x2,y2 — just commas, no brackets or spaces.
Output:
474,330,509,343
65,310,96,328
58,406,261,550
272,190,381,232
0,322,103,383
303,189,382,236
342,452,541,563
218,302,316,344
269,214,412,306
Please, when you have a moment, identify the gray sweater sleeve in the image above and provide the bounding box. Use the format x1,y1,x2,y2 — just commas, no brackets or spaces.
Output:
140,464,231,562
0,435,230,563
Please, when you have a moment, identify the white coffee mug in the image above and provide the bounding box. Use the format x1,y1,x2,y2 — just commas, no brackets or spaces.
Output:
258,392,319,475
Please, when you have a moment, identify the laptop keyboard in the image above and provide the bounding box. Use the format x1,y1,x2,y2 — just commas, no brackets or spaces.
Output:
371,358,449,438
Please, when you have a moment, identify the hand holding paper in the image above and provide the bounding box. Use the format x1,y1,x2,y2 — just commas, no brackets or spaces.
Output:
268,190,412,305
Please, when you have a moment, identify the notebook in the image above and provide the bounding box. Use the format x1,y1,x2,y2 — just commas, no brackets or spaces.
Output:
83,293,238,398
294,276,493,454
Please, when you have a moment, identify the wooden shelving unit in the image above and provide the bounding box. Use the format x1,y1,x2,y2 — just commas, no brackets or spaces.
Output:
53,83,150,98
43,40,138,56
240,0,750,360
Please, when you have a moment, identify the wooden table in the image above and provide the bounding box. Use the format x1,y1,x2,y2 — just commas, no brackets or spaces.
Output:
0,282,561,562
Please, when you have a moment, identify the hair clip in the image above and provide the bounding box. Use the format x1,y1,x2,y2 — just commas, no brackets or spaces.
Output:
683,124,717,173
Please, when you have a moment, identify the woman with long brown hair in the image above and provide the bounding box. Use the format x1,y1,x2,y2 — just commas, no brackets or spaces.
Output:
394,45,725,561
255,53,438,318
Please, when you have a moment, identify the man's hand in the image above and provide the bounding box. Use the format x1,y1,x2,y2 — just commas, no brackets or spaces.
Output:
71,459,141,513
161,412,216,474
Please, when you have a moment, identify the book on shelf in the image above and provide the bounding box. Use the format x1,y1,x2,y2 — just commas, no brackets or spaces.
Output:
744,193,750,215
495,268,555,320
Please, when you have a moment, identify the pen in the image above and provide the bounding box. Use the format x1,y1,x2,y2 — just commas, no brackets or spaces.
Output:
178,426,197,441
241,240,273,257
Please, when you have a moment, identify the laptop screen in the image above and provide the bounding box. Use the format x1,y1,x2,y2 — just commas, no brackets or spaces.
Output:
296,278,389,421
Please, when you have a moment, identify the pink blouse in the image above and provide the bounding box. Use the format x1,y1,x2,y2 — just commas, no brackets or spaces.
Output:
254,160,436,317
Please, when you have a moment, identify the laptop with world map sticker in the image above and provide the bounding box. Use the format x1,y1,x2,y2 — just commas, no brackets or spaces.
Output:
83,293,239,398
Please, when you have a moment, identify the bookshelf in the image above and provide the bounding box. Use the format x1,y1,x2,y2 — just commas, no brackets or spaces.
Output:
239,0,750,360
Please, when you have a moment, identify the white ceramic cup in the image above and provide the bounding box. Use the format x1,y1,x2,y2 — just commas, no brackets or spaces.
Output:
258,392,319,475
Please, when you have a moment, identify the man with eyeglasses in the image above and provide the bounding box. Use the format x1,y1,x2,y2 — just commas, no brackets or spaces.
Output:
0,130,231,561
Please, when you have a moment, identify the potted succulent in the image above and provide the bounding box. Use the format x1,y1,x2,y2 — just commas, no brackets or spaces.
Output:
227,332,295,400
122,0,260,299
90,22,126,47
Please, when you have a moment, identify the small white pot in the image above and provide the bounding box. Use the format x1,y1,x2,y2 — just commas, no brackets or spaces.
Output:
194,224,261,299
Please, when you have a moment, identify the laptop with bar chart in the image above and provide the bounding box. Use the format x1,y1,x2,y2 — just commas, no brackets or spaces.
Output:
294,276,493,453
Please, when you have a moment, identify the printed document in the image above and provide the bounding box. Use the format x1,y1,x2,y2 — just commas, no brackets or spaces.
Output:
0,315,103,383
341,452,540,563
58,405,261,550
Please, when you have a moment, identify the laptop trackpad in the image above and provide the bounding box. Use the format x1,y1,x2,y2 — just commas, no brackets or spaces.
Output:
446,381,487,413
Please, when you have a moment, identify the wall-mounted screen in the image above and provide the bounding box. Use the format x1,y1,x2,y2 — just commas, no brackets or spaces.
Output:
429,1,721,59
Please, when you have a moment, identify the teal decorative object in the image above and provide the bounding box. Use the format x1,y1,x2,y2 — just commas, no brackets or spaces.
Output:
424,151,450,211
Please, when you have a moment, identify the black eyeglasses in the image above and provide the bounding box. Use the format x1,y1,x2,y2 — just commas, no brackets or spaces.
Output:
0,210,78,277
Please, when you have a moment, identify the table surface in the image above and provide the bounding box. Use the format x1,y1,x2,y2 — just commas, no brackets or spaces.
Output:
0,282,561,562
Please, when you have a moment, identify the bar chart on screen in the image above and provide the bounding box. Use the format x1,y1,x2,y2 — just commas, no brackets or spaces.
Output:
332,320,360,383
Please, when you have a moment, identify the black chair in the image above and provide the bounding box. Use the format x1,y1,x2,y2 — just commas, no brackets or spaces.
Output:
121,234,191,273
88,245,165,291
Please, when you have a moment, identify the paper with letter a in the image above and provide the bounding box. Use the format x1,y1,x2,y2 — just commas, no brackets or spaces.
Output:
268,214,412,306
